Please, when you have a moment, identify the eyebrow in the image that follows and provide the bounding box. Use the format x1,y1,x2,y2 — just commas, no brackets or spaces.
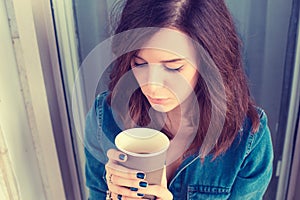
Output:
134,55,185,63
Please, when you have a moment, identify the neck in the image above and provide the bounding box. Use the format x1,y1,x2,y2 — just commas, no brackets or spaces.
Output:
165,93,199,136
164,94,200,166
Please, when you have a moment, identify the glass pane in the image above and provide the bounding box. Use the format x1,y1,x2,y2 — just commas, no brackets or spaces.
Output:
226,1,297,199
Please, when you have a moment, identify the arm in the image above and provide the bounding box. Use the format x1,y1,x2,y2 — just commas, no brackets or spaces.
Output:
84,93,173,199
85,148,107,199
229,111,274,199
84,93,109,199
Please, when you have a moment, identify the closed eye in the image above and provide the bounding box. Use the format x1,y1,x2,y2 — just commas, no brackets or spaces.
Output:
132,62,147,67
165,65,184,72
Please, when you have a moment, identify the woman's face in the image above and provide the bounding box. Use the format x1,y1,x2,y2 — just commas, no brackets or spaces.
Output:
131,29,198,112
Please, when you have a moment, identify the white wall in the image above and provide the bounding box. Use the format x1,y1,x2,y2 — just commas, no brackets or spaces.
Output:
0,1,46,198
0,0,65,199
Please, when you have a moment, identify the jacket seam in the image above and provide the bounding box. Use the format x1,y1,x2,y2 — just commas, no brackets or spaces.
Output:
95,92,108,185
244,108,265,157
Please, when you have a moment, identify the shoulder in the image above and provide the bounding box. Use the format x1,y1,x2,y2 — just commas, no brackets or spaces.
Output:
221,107,273,169
94,91,110,117
84,91,119,163
229,108,273,197
93,91,122,141
85,91,110,133
90,91,115,129
241,107,272,157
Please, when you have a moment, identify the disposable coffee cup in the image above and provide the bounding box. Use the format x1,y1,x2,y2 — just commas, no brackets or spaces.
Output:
115,128,170,185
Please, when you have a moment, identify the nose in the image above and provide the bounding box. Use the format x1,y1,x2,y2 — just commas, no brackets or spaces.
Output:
148,64,164,84
146,65,165,93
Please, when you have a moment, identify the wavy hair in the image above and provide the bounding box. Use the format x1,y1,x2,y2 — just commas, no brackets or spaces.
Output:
107,0,259,158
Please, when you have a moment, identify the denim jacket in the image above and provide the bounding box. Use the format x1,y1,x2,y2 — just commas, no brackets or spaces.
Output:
84,92,273,200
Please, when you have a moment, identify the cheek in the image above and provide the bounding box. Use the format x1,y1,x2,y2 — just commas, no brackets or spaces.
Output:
176,69,198,93
140,85,148,94
183,67,198,86
189,71,199,88
134,66,198,102
170,70,198,101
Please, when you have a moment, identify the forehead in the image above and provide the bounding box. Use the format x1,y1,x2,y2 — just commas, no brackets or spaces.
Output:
136,48,184,62
139,28,197,62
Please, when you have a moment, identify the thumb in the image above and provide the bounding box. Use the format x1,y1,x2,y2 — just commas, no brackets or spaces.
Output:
107,148,128,162
161,165,168,187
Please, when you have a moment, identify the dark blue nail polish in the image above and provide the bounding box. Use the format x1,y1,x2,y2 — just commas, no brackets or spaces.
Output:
136,172,145,179
139,181,147,188
119,154,126,160
130,187,138,191
137,193,144,197
117,194,122,200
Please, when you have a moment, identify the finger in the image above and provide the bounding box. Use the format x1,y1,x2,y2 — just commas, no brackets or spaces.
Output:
161,165,167,188
138,185,173,200
107,148,127,162
106,163,146,180
111,192,143,200
109,185,145,199
108,174,148,189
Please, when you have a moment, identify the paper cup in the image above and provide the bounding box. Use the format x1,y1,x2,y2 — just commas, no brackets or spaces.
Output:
115,128,170,185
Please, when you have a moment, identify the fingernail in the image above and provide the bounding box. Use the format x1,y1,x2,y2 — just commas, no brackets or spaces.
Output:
139,181,147,188
119,154,126,160
136,172,145,179
137,193,144,197
130,187,138,191
117,194,122,200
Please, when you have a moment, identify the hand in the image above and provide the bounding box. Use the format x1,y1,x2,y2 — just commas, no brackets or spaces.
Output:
105,149,173,200
140,166,173,200
105,148,148,199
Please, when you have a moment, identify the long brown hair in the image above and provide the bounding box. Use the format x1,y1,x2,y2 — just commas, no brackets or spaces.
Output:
107,0,259,158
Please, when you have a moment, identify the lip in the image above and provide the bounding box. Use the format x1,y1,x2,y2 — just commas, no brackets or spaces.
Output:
147,96,169,104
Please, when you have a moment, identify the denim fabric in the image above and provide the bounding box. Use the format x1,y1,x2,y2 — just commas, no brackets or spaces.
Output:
84,92,273,200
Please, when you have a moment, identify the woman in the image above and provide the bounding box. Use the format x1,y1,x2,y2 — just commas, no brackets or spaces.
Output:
84,0,273,199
